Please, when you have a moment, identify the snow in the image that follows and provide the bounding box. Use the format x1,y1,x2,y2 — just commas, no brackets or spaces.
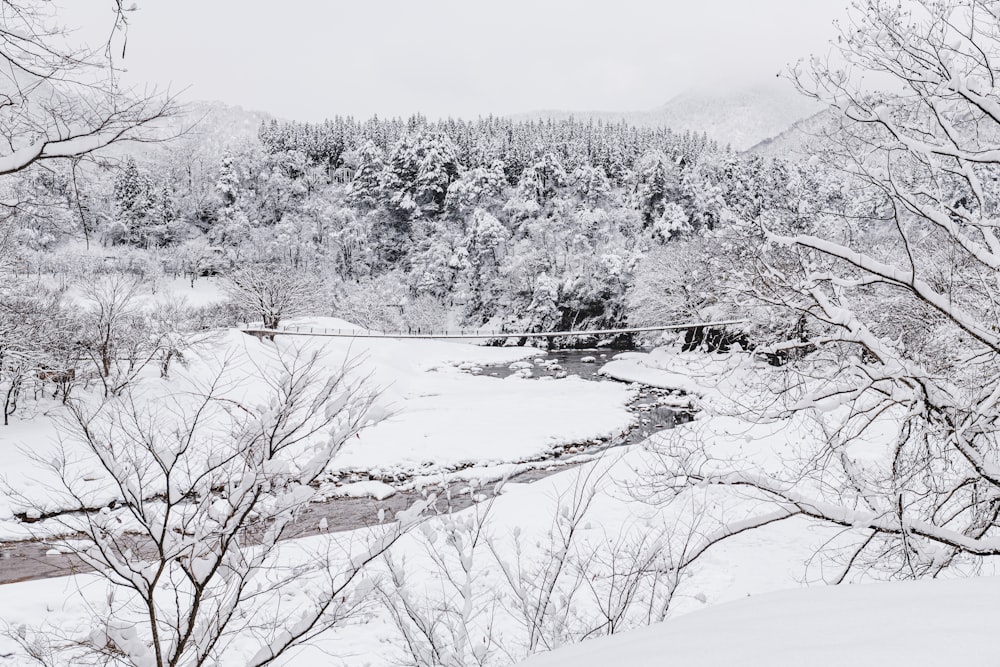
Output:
0,341,987,666
325,481,397,500
600,348,748,397
0,317,634,538
519,576,1000,667
153,276,228,308
2,418,984,666
332,373,632,473
0,437,839,666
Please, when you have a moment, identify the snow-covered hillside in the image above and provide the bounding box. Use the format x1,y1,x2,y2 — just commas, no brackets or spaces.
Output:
96,99,276,162
513,83,822,151
748,106,836,157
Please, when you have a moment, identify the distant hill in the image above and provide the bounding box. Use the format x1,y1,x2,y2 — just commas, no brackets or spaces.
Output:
103,90,824,162
748,107,837,157
97,100,276,163
168,100,276,149
512,83,822,152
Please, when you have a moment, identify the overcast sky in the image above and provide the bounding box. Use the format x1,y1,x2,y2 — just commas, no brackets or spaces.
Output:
61,1,849,121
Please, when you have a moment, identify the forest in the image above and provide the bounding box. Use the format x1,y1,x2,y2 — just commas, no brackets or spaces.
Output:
6,109,799,350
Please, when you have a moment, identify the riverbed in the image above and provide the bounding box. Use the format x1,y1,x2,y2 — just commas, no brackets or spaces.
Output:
0,348,693,585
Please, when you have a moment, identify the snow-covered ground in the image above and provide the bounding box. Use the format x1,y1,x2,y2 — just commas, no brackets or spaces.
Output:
520,574,1000,667
0,317,634,539
0,439,833,665
2,427,984,666
0,342,988,665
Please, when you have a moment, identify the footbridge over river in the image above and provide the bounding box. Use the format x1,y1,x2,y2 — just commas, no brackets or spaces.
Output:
240,319,748,344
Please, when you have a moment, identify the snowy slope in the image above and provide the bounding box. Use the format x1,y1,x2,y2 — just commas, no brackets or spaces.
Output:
645,84,823,151
520,575,1000,667
748,107,837,158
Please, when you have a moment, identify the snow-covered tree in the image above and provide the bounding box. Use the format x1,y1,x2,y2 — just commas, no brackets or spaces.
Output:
408,219,466,298
344,140,386,211
653,0,1000,580
516,152,568,206
332,274,408,331
412,130,462,215
571,164,612,208
0,2,177,179
444,160,506,214
0,284,76,424
650,202,691,244
225,263,321,330
461,209,510,318
216,151,240,208
77,275,158,397
633,152,683,227
112,157,157,246
383,134,423,224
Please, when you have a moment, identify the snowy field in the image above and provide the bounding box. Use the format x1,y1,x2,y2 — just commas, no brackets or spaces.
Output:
1,341,987,665
0,315,634,539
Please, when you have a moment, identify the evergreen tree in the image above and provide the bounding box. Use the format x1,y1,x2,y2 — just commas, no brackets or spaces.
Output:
216,151,240,208
444,160,506,215
344,141,386,211
412,130,461,216
112,157,156,247
382,134,422,225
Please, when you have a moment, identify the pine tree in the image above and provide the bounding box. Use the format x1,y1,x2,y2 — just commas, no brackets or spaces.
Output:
113,157,156,246
412,130,461,216
216,151,239,208
344,141,387,211
380,134,423,228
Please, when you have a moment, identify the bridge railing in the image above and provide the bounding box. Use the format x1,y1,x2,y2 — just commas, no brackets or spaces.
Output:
238,319,748,341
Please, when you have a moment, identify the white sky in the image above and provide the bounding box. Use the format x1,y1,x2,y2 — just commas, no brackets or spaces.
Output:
59,1,849,121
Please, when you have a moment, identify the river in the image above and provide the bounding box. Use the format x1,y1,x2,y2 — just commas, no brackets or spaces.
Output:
0,349,690,585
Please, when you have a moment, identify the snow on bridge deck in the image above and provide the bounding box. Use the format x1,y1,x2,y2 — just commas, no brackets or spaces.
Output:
239,319,748,341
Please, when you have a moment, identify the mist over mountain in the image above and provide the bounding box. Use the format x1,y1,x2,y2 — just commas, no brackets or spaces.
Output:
748,107,836,157
119,85,820,161
512,83,823,151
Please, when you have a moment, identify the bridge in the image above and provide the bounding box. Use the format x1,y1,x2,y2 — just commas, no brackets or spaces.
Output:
240,319,747,342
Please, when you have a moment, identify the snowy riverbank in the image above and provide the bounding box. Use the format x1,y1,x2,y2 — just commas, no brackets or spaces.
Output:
0,318,636,540
0,342,988,666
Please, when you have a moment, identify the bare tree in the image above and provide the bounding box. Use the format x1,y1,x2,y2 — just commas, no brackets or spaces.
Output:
379,491,503,667
148,293,216,379
332,275,407,332
0,1,178,180
76,274,159,396
377,462,772,666
652,0,1000,581
7,347,428,666
0,283,77,423
225,263,321,331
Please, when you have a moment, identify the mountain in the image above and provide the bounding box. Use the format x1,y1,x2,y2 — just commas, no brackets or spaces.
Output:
512,83,822,152
96,100,276,163
748,107,836,157
107,89,822,162
168,100,276,149
646,84,823,151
